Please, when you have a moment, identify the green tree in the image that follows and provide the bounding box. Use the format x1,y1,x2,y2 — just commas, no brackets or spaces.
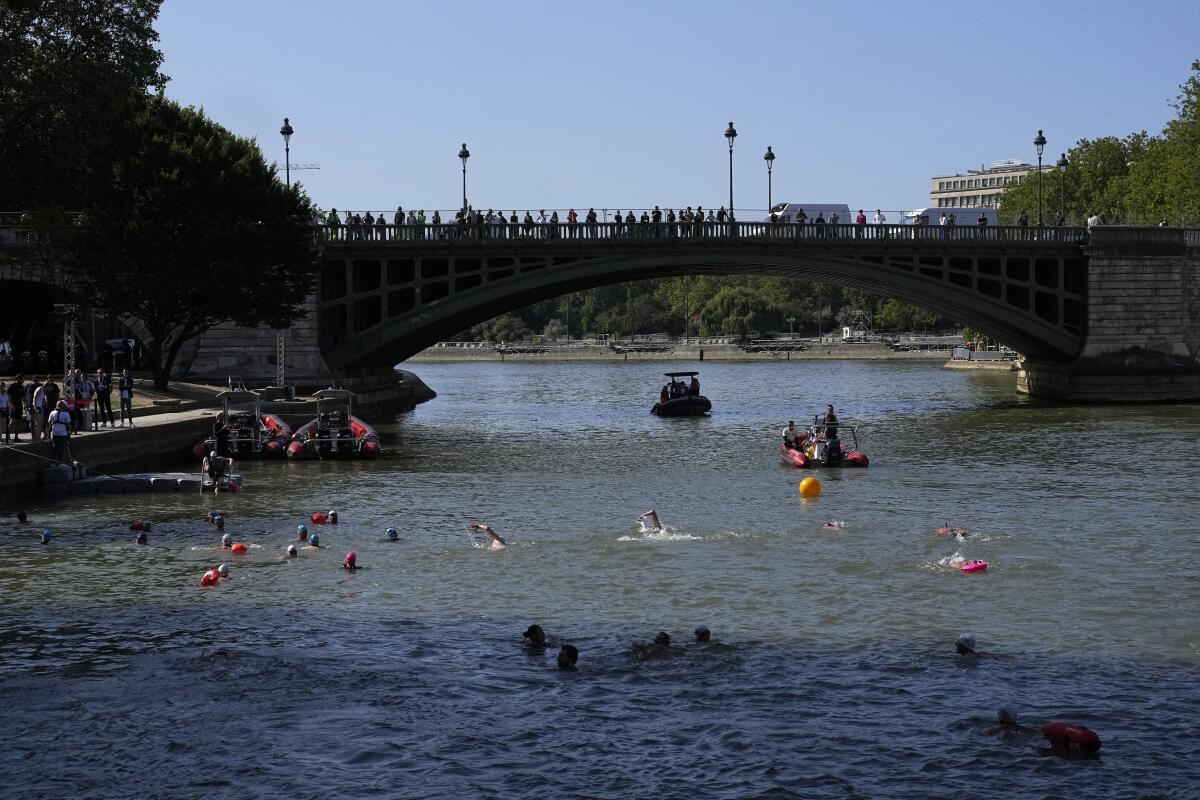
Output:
699,286,785,336
62,95,315,388
484,314,529,343
0,0,166,208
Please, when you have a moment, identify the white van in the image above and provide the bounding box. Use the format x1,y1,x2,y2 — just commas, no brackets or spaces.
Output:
767,203,853,224
904,207,996,226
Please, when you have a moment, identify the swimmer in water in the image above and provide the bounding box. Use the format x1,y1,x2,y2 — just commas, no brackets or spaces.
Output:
39,529,52,544
467,523,507,549
304,532,323,549
342,551,358,570
134,531,148,545
694,625,711,643
326,510,338,524
955,633,991,664
295,524,308,542
219,532,233,550
523,624,547,649
385,527,399,542
985,706,1038,738
637,510,663,531
632,631,684,660
557,644,579,671
285,544,298,559
823,520,846,529
215,515,225,532
217,563,230,579
17,510,29,523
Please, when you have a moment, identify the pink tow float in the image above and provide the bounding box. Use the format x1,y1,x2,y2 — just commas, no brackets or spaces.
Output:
960,560,988,573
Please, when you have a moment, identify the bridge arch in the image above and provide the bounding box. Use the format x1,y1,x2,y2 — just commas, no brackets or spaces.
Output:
316,235,1088,369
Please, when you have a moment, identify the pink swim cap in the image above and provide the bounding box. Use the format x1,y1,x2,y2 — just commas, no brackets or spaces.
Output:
344,551,356,567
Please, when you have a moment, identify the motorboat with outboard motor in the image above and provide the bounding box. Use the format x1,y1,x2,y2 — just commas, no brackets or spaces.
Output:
651,371,712,416
191,390,292,460
779,415,869,468
287,388,382,459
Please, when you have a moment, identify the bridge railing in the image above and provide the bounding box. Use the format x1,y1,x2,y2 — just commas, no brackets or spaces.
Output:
314,221,1093,245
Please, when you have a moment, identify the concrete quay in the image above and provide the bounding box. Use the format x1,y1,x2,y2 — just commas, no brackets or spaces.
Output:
407,341,949,363
1,408,215,499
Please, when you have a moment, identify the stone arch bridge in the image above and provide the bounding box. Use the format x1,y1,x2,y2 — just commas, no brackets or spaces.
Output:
316,222,1200,402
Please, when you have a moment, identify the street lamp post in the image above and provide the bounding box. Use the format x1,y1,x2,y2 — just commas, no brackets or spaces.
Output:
1056,153,1068,223
786,315,796,337
458,142,470,211
279,117,294,187
763,145,775,213
1033,129,1046,226
725,121,737,230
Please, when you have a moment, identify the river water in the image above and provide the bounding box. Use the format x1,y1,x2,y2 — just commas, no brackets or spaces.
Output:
2,361,1198,799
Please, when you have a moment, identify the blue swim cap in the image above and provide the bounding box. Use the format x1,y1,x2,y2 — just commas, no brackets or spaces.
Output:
297,523,307,534
39,529,52,544
386,527,398,540
309,532,319,546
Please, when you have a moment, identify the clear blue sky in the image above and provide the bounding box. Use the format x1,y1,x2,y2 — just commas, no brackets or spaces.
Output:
157,0,1199,216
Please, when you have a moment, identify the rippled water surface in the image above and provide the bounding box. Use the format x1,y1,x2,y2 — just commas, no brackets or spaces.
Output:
3,361,1199,799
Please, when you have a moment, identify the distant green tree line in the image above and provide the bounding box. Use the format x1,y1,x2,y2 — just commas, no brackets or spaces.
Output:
463,277,946,343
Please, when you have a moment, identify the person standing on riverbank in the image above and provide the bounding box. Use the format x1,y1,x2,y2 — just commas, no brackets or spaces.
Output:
94,369,114,428
47,400,72,464
6,375,25,442
118,370,134,426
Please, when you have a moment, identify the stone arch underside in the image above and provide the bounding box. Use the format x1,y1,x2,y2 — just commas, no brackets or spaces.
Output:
319,248,1086,369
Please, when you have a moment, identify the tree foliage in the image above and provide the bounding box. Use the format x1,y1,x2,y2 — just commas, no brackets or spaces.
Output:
62,95,315,387
0,0,166,208
998,60,1200,226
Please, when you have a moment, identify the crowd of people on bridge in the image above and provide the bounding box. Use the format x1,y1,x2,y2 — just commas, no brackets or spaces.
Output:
316,204,750,242
312,204,1117,244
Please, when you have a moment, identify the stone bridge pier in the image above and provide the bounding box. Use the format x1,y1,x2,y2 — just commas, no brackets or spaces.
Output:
1018,227,1200,402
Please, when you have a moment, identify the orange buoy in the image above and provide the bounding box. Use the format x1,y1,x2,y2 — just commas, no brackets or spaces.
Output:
230,542,248,554
129,519,151,532
199,569,220,587
310,512,329,524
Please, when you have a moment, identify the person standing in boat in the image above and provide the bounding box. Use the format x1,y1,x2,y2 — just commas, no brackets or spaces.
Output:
822,405,839,440
659,385,669,406
212,413,230,457
688,376,700,397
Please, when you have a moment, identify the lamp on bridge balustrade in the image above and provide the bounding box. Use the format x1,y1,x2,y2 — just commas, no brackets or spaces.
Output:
763,146,775,213
1033,129,1046,226
724,121,737,224
786,315,796,336
458,143,471,211
280,117,294,188
1056,153,1069,223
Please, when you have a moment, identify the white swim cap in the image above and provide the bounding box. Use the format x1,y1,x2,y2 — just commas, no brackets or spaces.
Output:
286,544,297,556
221,533,232,545
956,633,976,651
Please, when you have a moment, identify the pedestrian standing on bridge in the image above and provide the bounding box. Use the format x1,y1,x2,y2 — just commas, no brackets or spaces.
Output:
855,209,867,239
586,208,597,239
393,207,404,240
624,210,635,237
666,209,676,238
652,206,663,237
523,210,534,237
814,212,826,238
375,212,386,241
549,210,560,240
612,210,622,239
695,207,705,238
567,208,578,238
363,210,375,240
326,208,341,241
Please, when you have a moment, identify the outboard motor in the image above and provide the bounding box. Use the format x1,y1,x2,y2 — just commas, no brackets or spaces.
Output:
826,438,844,466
